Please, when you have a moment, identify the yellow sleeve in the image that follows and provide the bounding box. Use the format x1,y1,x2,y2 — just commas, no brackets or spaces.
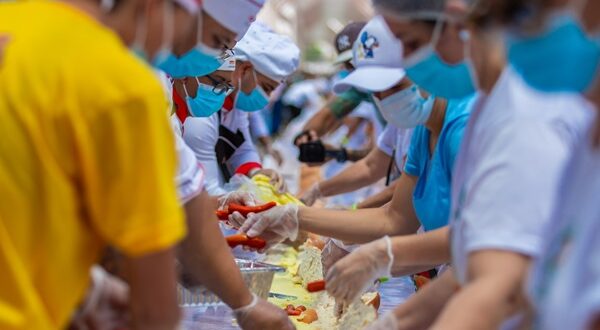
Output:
76,69,185,257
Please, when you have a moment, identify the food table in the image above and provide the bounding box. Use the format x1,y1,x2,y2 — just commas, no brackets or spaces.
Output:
182,175,416,329
180,247,415,330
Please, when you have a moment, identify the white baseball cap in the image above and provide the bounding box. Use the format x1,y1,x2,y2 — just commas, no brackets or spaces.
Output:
333,15,406,94
203,0,265,39
234,22,300,82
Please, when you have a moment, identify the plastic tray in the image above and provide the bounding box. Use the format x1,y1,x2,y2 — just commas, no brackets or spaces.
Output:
178,259,285,306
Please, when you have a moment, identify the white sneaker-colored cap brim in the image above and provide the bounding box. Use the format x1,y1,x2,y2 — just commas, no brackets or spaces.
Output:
333,66,405,94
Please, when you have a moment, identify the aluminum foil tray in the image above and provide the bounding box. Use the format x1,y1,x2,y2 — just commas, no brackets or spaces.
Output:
178,259,285,306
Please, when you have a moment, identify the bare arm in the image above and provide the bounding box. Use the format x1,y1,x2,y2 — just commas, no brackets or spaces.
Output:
298,173,421,243
357,181,397,209
178,191,253,309
431,250,530,330
393,270,460,330
318,148,391,198
123,249,181,330
390,227,451,276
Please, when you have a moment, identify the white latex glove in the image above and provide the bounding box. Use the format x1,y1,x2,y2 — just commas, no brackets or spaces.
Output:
326,236,393,304
321,239,350,276
239,204,300,247
233,294,295,330
365,311,399,330
300,183,322,206
218,191,258,210
70,266,130,330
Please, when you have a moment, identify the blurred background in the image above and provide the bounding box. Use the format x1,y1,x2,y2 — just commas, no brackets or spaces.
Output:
258,0,373,75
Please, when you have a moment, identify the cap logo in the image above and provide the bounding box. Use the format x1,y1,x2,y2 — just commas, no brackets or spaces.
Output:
337,35,351,51
358,31,379,59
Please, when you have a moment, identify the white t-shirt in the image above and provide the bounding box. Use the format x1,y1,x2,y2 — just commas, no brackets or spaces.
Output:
449,67,593,285
376,124,413,180
183,107,261,196
528,123,600,330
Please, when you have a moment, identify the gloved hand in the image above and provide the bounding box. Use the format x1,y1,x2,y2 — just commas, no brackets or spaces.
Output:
300,183,322,206
218,191,258,210
252,168,287,193
70,265,130,330
238,204,300,248
326,236,393,304
365,311,399,330
321,239,350,276
233,294,295,330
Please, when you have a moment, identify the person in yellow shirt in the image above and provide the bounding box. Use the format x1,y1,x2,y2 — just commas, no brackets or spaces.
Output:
0,0,188,329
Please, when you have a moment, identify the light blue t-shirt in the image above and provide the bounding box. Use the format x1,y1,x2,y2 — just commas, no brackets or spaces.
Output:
404,95,476,231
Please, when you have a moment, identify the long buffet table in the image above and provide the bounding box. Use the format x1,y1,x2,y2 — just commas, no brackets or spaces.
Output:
180,246,415,330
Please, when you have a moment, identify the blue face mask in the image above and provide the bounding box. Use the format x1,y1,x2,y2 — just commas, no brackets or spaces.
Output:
404,22,476,100
156,44,224,78
506,12,600,93
373,85,434,128
405,46,476,100
235,71,271,112
183,78,227,117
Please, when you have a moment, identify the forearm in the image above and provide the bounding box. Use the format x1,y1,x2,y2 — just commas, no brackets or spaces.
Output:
431,251,530,330
124,249,181,330
394,271,460,330
346,147,370,162
357,183,396,209
179,191,253,309
298,204,419,244
319,149,389,197
390,227,451,276
318,160,379,197
431,277,519,330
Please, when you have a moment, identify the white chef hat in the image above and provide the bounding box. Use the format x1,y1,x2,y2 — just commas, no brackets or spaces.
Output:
234,22,300,82
203,0,266,39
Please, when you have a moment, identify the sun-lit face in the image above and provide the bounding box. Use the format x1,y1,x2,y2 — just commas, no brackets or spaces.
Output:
234,63,279,96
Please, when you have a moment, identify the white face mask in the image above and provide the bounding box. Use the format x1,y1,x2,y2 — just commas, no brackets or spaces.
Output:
373,85,434,128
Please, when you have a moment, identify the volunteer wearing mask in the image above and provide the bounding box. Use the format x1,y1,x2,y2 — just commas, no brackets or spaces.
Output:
0,0,186,328
157,0,263,79
359,0,594,328
182,23,300,195
376,0,475,100
485,1,600,329
229,16,474,275
150,73,295,330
